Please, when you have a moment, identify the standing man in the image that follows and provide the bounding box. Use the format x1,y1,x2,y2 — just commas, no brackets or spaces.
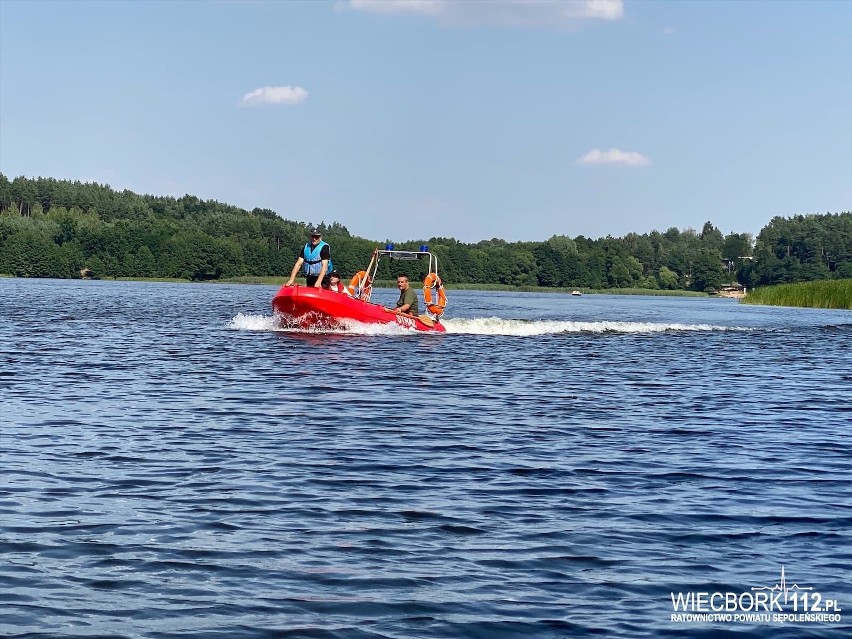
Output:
393,274,419,315
286,227,332,289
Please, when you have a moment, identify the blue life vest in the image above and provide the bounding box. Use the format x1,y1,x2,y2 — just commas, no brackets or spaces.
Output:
302,240,332,276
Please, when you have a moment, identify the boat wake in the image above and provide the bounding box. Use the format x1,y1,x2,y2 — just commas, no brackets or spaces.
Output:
227,312,414,335
442,317,747,335
227,313,747,336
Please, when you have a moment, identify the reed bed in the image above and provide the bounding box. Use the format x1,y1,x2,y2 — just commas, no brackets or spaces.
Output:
221,276,282,285
113,276,191,283
446,284,706,296
742,279,852,310
588,288,707,297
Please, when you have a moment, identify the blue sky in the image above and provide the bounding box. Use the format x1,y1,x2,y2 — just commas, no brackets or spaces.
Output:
1,0,850,244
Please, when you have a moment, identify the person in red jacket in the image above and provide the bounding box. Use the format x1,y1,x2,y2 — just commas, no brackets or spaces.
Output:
328,271,351,296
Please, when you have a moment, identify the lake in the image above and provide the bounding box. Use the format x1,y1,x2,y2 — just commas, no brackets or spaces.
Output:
1,278,850,638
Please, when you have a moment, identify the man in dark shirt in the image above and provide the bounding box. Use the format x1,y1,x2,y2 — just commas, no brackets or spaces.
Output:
394,275,419,315
285,228,331,289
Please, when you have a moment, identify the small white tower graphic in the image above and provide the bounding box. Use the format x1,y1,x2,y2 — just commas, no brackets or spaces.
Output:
751,566,813,603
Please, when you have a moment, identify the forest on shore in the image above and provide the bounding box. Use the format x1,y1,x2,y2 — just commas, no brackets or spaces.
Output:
1,174,850,292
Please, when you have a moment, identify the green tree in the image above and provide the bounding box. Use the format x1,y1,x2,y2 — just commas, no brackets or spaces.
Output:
2,230,59,277
657,266,680,290
700,221,724,251
638,274,659,289
691,249,724,291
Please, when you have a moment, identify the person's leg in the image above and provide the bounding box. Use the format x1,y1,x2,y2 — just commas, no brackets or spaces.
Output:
305,274,318,287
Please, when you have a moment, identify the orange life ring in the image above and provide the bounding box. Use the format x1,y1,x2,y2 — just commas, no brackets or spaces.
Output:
349,271,372,298
423,272,447,316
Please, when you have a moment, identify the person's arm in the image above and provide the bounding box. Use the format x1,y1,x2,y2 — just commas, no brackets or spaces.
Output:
285,257,304,286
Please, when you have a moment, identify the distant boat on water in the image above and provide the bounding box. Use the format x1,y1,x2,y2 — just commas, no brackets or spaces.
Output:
571,290,582,296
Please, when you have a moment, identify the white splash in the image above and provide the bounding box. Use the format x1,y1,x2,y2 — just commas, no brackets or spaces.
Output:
441,317,743,336
228,313,745,336
227,312,279,331
337,319,413,335
226,313,414,335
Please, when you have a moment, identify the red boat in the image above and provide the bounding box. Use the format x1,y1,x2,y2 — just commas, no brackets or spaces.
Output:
272,248,448,333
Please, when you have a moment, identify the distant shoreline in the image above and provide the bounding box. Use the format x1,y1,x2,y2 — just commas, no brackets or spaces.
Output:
7,274,851,308
1,273,711,296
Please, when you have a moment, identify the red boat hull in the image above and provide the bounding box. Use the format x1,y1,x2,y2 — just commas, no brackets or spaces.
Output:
271,285,446,332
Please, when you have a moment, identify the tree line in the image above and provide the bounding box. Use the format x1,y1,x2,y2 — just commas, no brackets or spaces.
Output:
1,174,849,291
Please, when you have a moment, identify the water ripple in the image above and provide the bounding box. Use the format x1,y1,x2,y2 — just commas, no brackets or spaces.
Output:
1,280,850,638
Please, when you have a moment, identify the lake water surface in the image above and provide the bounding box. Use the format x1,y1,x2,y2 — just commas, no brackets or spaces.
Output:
1,278,850,638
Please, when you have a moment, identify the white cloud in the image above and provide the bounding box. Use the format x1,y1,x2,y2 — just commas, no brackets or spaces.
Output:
577,148,650,166
240,86,308,107
583,0,624,20
348,0,442,15
344,0,624,27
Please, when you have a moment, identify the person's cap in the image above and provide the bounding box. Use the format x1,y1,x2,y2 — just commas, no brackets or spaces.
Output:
309,227,321,236
328,270,340,278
